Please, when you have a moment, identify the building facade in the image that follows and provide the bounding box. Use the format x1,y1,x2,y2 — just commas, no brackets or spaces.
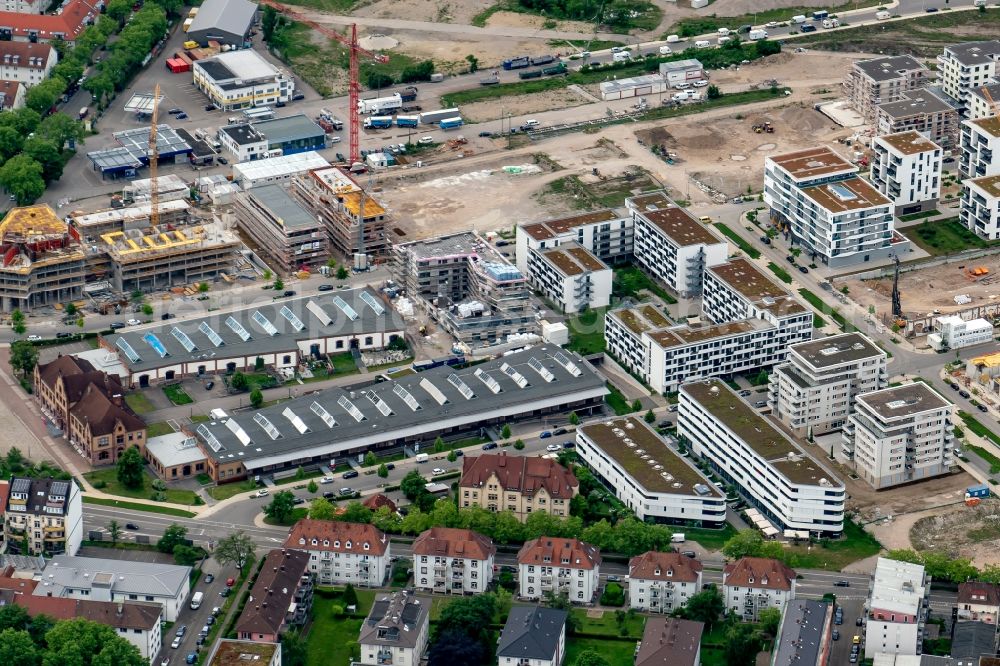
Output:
870,131,942,215
235,549,312,643
411,527,495,595
33,355,119,432
969,83,1000,122
497,607,567,666
679,380,846,536
845,55,933,122
769,332,888,437
66,384,146,465
0,80,23,110
0,0,95,43
772,600,833,666
628,551,704,614
525,242,612,314
459,454,579,521
186,0,257,47
517,537,601,603
233,184,328,274
357,590,429,666
290,167,390,259
4,477,82,556
193,50,293,111
928,314,994,351
938,41,1000,116
865,557,929,658
631,204,727,297
958,582,1000,624
0,205,84,313
515,209,632,276
0,42,55,86
961,174,1000,240
845,382,954,490
722,557,797,621
960,116,1000,180
284,519,389,587
875,89,960,149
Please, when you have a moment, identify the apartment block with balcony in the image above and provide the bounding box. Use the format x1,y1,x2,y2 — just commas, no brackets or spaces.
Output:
497,606,567,666
844,382,954,490
764,147,904,267
631,204,728,298
525,242,612,314
358,590,429,666
412,527,495,595
845,55,933,123
960,116,1000,180
769,332,888,437
961,174,1000,239
0,42,55,86
870,131,942,215
290,167,390,259
515,209,632,276
4,477,82,556
958,582,1000,623
233,184,328,275
629,551,704,613
459,454,578,521
517,537,601,604
969,83,1000,122
679,380,846,537
876,89,960,149
722,557,796,621
284,519,390,587
937,41,1000,116
234,549,312,644
865,557,929,658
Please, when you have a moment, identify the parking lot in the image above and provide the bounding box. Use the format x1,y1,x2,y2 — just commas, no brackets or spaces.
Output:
830,594,866,665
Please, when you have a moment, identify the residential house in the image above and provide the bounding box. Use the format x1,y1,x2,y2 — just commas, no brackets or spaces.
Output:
235,549,312,643
635,617,704,666
283,519,389,587
628,551,704,613
497,606,568,666
208,640,282,666
722,557,797,621
5,477,82,556
865,557,930,658
67,383,146,465
0,42,55,86
459,454,579,521
771,600,833,666
517,537,601,604
845,55,933,123
357,590,429,666
411,527,495,595
958,582,1000,623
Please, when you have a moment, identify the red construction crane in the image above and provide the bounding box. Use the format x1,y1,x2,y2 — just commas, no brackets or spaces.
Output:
258,0,388,163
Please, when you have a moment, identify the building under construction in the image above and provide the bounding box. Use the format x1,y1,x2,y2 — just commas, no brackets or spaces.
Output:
393,231,538,349
68,200,191,239
0,205,85,312
290,167,389,260
233,184,327,275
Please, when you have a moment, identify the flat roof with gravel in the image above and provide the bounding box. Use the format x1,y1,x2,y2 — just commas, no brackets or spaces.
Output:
857,382,950,419
791,332,884,369
641,207,722,247
801,176,890,213
969,115,1000,139
970,174,1000,198
878,131,940,156
769,147,855,181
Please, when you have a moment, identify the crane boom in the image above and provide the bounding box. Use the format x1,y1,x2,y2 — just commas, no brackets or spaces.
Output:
149,83,160,229
982,85,1000,116
257,0,388,163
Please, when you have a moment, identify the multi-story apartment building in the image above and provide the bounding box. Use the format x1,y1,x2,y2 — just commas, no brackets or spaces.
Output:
865,557,929,658
844,382,954,490
636,618,703,666
958,582,1000,624
969,83,1000,122
870,131,943,215
517,537,601,603
4,477,82,556
772,600,834,666
357,590,429,666
575,416,726,526
497,607,567,666
845,55,933,123
960,116,1000,180
722,557,797,621
631,203,728,297
938,41,1000,116
393,231,537,349
459,454,578,521
515,209,632,276
193,50,294,111
0,0,46,14
525,242,612,313
876,89,961,149
0,42,55,86
928,314,994,350
0,80,23,110
0,0,95,43
769,332,888,437
764,147,901,267
961,174,1000,239
284,519,390,587
233,184,328,274
66,383,146,466
679,380,846,536
235,549,312,643
290,167,390,258
605,259,812,394
411,527,495,595
0,205,85,313
628,551,704,613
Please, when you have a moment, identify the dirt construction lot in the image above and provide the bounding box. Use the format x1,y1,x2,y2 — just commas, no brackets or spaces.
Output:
908,498,1000,567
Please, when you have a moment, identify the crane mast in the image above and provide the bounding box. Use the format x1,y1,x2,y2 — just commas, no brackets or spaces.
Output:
149,83,160,229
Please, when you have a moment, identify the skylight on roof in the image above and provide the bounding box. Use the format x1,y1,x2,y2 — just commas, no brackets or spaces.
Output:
280,305,305,331
197,423,223,452
333,295,359,321
447,374,475,400
360,291,385,315
310,401,336,428
366,391,393,416
116,337,141,363
225,418,252,447
251,310,279,336
553,352,582,377
338,395,366,422
225,316,251,342
392,383,421,412
253,413,281,440
199,321,225,347
419,378,448,405
282,407,310,434
170,327,197,353
306,300,332,326
143,333,169,358
500,362,528,389
528,357,555,383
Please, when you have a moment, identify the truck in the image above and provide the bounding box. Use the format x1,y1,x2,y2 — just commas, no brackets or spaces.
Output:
357,93,403,115
480,75,499,86
319,110,344,130
415,453,429,463
542,62,567,76
439,116,464,130
748,28,768,40
518,69,542,80
396,86,418,103
791,14,808,23
430,73,444,82
395,115,419,128
78,107,88,119
530,54,555,66
419,108,461,125
363,116,393,129
613,51,631,62
190,592,203,610
502,56,530,70
670,533,686,543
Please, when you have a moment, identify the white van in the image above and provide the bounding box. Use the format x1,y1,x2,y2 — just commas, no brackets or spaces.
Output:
672,91,692,102
612,51,631,62
695,40,712,48
666,34,680,43
717,36,731,44
717,27,730,36
791,14,808,23
415,453,429,463
659,45,672,55
875,9,891,19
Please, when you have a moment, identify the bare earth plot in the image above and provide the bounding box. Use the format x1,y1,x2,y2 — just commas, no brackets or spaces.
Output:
909,498,1000,567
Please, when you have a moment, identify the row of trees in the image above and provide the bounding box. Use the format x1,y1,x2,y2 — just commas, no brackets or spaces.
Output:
515,0,658,30
886,548,1000,585
0,107,86,204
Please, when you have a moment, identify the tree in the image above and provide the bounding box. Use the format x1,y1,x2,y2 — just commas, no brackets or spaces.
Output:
107,520,121,546
377,463,389,478
9,340,38,378
106,0,131,22
307,479,318,493
723,623,762,666
723,529,766,560
336,265,349,280
214,530,255,570
23,138,64,183
574,650,610,666
683,586,725,631
198,282,209,293
0,628,38,666
231,372,249,391
447,449,457,462
364,451,377,467
427,628,486,666
0,126,23,162
273,277,284,291
5,448,23,471
366,72,394,89
115,446,144,490
631,399,642,412
24,76,65,115
754,39,781,57
141,304,153,316
433,436,445,453
465,54,479,73
250,387,264,409
500,423,512,439
400,470,427,500
567,412,579,426
436,594,496,643
342,583,359,607
265,490,296,524
43,617,145,666
513,439,525,450
0,155,45,205
173,544,201,566
261,4,278,41
156,523,188,554
644,409,656,424
255,356,265,371
759,607,782,636
706,84,722,100
339,502,372,524
64,302,77,316
399,60,435,83
36,112,85,150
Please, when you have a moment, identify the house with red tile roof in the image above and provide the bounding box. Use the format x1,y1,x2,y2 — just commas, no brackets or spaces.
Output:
0,41,55,85
959,582,1000,624
284,519,389,587
0,79,23,110
0,0,98,43
517,537,600,603
412,527,495,595
628,551,704,613
459,453,578,521
722,557,796,621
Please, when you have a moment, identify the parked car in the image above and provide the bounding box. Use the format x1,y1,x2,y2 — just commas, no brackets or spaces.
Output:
318,284,334,291
979,404,989,412
175,626,187,637
204,574,214,584
759,236,771,245
832,630,840,641
56,332,72,339
323,491,335,499
255,489,269,498
204,381,214,390
950,382,960,391
539,431,553,439
432,467,446,475
168,108,182,114
219,587,231,598
798,265,809,273
176,113,188,120
126,318,141,326
186,653,197,665
834,580,850,587
125,523,140,530
283,290,296,297
204,104,215,111
217,157,228,165
478,131,492,137
320,476,333,484
226,578,235,587
161,312,175,320
339,487,355,496
386,463,396,470
292,92,305,100
26,334,42,342
562,441,575,449
960,390,971,398
342,470,359,479
292,497,305,505
546,443,561,452
170,637,182,649
607,575,621,582
482,442,498,450
110,322,125,330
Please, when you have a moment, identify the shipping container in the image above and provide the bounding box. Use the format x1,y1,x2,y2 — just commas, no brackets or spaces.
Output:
395,115,419,128
419,108,461,124
518,69,542,79
502,56,530,70
530,54,555,66
439,116,464,130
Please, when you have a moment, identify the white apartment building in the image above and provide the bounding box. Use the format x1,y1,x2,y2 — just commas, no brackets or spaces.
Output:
770,332,888,437
722,557,797,621
938,41,1000,116
497,607,567,666
411,527,495,595
525,242,612,313
0,42,55,86
928,314,994,351
845,382,954,490
517,537,601,603
960,116,1000,180
631,203,728,297
679,380,846,536
0,0,44,13
628,551,704,613
845,55,933,123
865,557,929,658
870,131,942,215
283,520,390,587
358,591,429,666
576,416,726,525
961,174,1000,239
0,79,24,110
969,83,1000,122
764,147,901,267
193,50,294,111
515,209,632,276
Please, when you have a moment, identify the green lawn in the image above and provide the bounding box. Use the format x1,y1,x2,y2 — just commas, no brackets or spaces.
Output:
566,307,607,356
124,392,154,415
146,422,177,438
780,518,883,570
572,608,645,637
683,523,739,551
898,209,940,222
798,289,852,331
767,262,793,284
604,382,634,416
565,637,638,666
207,479,260,501
906,218,992,256
967,444,1000,474
306,596,365,666
613,266,678,304
329,352,359,376
813,314,828,328
714,223,761,259
82,496,196,518
263,507,308,526
84,468,200,505
549,38,626,51
162,385,193,406
958,411,1000,447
